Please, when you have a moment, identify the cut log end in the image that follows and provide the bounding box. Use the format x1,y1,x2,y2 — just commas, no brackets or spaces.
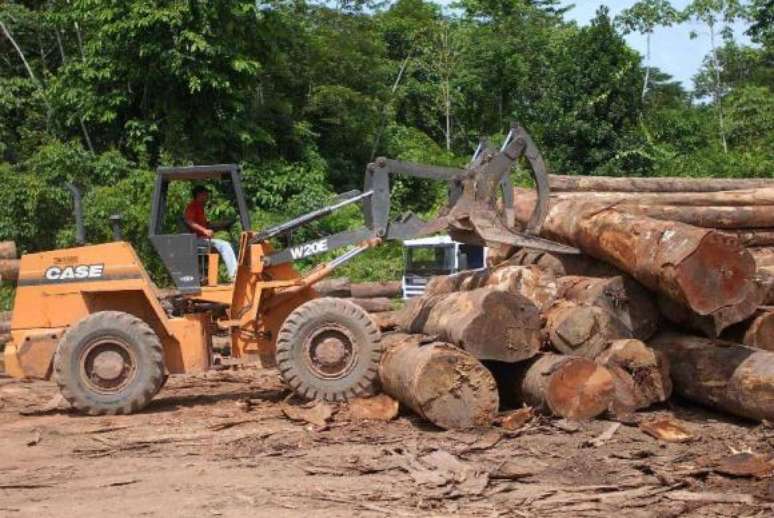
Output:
545,357,615,420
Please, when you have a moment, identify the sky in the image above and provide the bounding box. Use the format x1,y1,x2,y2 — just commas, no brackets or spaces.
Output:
560,1,753,89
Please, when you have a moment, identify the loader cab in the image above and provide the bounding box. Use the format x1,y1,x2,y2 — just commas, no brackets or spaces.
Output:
149,164,251,293
401,235,486,298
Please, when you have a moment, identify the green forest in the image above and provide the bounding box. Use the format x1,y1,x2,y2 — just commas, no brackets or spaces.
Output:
0,0,771,289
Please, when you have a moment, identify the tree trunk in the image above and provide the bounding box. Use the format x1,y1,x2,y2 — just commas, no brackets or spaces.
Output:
425,271,477,296
557,275,659,340
492,354,614,420
379,333,499,429
0,241,17,259
595,339,671,416
544,300,631,358
730,230,774,247
723,310,774,351
548,175,774,193
513,198,761,334
649,332,774,421
628,205,774,230
542,187,774,207
314,277,351,297
432,265,558,310
349,297,393,313
397,288,543,362
501,248,621,278
350,281,402,299
749,247,774,268
0,259,20,281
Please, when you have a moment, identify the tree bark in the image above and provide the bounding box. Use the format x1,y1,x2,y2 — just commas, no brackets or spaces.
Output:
492,354,614,420
348,297,393,313
379,333,499,429
544,300,631,358
540,187,774,207
557,275,659,340
548,175,774,193
730,230,774,247
350,281,402,299
0,241,17,259
314,277,351,297
649,332,774,421
513,198,761,334
425,271,477,296
397,288,543,362
0,259,19,281
749,247,774,269
595,339,671,416
501,248,621,278
723,310,774,351
628,205,774,230
430,265,558,310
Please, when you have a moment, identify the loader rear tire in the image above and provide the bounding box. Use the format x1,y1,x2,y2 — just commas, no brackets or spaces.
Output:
54,311,165,416
276,298,382,402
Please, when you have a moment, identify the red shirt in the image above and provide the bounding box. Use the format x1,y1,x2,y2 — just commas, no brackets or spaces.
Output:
184,200,209,237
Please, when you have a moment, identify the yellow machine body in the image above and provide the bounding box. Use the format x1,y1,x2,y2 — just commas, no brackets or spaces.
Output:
3,232,314,381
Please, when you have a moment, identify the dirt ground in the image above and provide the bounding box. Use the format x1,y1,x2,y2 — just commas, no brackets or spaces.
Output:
1,368,773,518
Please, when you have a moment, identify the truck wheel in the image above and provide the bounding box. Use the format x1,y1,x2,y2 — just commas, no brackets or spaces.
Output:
276,298,382,401
53,311,165,415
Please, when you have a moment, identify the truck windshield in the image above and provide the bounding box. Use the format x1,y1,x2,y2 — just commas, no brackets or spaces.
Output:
405,245,454,275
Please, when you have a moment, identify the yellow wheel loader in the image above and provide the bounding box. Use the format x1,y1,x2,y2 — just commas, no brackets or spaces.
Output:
3,124,576,415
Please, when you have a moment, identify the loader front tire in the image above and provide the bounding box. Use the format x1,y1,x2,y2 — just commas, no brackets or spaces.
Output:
276,298,382,402
54,311,165,416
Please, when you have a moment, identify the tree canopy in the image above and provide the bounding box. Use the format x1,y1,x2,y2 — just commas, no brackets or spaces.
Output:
0,0,770,286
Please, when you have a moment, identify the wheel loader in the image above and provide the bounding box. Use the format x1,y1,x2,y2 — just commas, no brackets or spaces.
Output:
2,124,576,415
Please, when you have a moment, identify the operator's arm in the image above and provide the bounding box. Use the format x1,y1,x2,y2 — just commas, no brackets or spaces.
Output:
184,204,213,238
186,220,213,238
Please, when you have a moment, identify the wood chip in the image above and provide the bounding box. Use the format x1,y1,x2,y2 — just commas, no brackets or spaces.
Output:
347,394,399,422
281,401,334,428
499,407,534,431
665,490,754,504
714,452,774,478
640,416,695,443
583,422,621,448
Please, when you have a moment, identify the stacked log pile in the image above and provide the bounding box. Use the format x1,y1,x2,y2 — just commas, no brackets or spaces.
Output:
375,176,774,429
315,277,401,313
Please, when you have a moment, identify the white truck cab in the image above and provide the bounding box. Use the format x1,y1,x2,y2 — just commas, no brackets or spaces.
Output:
401,235,487,298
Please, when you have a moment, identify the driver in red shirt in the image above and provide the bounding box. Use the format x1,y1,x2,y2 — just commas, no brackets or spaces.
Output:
184,186,237,280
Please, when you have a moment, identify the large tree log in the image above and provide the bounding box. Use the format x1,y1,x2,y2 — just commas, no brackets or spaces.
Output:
349,297,393,313
499,248,620,278
379,334,499,429
490,354,614,419
649,332,774,421
628,205,774,230
513,198,761,334
731,230,774,247
596,339,672,416
543,188,774,207
425,270,478,296
750,247,774,268
350,281,402,299
557,275,659,340
0,259,19,281
314,277,351,297
0,241,16,259
397,288,543,362
432,265,558,310
544,300,631,358
722,310,774,351
548,175,774,193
